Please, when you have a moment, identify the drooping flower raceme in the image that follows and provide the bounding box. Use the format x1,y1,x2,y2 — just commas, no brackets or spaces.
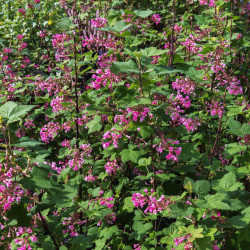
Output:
102,129,122,149
132,189,172,214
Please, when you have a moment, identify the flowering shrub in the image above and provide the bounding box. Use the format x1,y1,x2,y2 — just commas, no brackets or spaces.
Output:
0,0,249,249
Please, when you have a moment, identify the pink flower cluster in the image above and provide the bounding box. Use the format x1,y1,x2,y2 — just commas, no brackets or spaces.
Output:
172,76,197,95
17,34,24,40
126,107,153,122
62,223,79,237
88,68,120,90
122,13,133,23
79,143,92,157
173,234,193,249
0,165,25,216
208,101,224,117
97,53,117,68
99,197,114,209
49,143,91,173
97,213,117,226
84,174,96,182
50,96,72,114
18,8,26,16
104,160,120,175
180,117,201,132
84,167,96,182
226,76,243,95
33,76,65,96
132,189,171,214
102,129,122,149
14,227,38,250
52,33,71,61
40,121,61,143
174,24,182,32
19,43,28,51
155,139,182,162
91,18,107,28
82,35,118,50
151,14,161,25
38,30,46,38
24,119,35,129
166,94,192,124
180,34,202,54
67,148,85,171
199,0,216,6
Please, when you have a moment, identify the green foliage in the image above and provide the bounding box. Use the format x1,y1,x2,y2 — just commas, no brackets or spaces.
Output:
0,0,249,249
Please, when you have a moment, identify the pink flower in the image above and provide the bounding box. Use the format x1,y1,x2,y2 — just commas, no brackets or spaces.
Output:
236,33,242,40
105,160,120,175
151,14,161,25
40,122,61,143
84,175,96,182
91,18,107,28
30,235,38,242
19,43,28,51
17,34,24,40
18,8,26,16
102,130,122,149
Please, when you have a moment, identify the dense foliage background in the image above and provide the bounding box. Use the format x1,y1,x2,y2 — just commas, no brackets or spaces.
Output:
0,0,249,249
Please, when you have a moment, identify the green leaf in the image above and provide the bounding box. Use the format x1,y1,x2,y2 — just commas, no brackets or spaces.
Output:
179,143,200,161
196,237,213,250
139,125,154,139
123,197,134,212
101,20,132,33
194,13,210,26
20,166,52,190
189,228,204,242
228,119,243,137
218,172,243,191
0,101,18,118
126,37,143,47
59,246,68,250
95,238,106,250
120,147,146,163
108,9,120,24
241,123,250,136
228,199,244,211
227,106,245,116
133,221,153,235
86,115,102,134
140,47,167,57
58,17,74,29
114,30,132,37
224,143,246,157
8,105,35,124
0,102,36,124
6,203,31,227
204,194,231,210
242,207,250,223
111,60,139,74
88,187,101,197
100,226,119,239
133,10,153,18
194,180,210,197
170,204,194,218
228,216,248,229
149,65,181,75
138,157,151,166
13,137,43,148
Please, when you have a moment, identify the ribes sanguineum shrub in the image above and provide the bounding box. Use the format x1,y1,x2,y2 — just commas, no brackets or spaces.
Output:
0,0,249,249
